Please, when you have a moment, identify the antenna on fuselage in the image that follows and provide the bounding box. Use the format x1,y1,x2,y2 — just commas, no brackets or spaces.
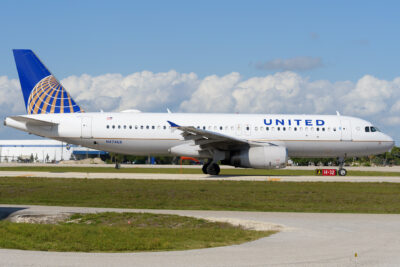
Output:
167,108,172,114
336,111,341,116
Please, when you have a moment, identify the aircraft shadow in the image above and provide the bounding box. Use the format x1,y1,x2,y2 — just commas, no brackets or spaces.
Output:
0,207,27,221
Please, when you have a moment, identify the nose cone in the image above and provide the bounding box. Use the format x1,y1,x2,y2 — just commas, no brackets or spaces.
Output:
385,134,395,150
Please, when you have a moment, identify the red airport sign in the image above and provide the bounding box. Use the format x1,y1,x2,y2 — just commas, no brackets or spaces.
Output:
315,169,337,176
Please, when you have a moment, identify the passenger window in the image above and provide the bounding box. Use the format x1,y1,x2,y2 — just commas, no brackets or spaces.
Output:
266,127,269,131
203,126,206,130
152,126,155,129
322,128,325,131
294,127,297,131
283,127,286,131
220,126,223,130
146,126,149,129
141,126,144,129
255,126,258,131
333,127,336,131
246,126,250,131
112,125,115,129
316,128,320,131
135,125,138,129
106,125,109,129
163,126,166,130
118,125,121,129
124,125,126,129
277,127,280,131
365,126,370,132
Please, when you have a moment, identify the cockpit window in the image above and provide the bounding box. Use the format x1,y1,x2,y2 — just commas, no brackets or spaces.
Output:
365,126,380,133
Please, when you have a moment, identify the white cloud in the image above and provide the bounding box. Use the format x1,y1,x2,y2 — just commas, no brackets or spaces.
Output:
254,56,323,71
1,70,400,141
180,73,240,113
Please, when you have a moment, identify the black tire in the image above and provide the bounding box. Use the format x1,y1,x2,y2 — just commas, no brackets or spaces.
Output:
338,168,347,176
202,163,209,174
207,163,220,175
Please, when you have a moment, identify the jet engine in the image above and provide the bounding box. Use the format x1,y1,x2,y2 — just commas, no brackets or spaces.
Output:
230,146,287,169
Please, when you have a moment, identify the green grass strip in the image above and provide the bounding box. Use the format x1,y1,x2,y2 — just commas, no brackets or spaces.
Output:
1,177,400,213
0,166,400,176
0,212,272,252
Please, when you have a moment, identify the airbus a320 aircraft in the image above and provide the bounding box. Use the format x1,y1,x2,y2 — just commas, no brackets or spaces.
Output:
4,50,395,176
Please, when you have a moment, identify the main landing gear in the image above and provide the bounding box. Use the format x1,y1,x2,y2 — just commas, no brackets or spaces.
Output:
338,157,347,176
202,160,220,175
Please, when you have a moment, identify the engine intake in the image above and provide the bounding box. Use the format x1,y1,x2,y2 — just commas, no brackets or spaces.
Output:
230,146,287,169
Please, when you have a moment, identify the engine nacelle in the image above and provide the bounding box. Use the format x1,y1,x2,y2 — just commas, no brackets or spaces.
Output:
230,146,287,169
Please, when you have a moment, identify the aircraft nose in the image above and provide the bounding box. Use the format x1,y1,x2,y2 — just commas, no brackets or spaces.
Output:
385,134,395,149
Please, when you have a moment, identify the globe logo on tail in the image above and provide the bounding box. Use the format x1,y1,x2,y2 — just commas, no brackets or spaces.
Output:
27,75,83,114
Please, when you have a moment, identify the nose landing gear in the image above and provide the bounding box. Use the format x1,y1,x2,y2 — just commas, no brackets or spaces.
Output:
338,157,347,176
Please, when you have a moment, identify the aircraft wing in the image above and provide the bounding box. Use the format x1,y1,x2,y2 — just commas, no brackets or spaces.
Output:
167,121,275,151
8,116,59,126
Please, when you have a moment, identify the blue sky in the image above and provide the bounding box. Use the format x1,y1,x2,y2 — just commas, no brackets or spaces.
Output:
1,0,400,142
1,0,400,81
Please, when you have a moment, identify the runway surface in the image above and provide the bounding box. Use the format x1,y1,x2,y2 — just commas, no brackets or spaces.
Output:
0,204,400,266
1,170,400,183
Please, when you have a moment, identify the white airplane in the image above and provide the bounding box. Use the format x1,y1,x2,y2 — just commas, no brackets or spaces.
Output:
4,50,395,176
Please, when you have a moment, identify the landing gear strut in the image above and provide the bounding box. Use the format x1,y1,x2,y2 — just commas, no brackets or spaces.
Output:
202,160,220,175
338,157,347,176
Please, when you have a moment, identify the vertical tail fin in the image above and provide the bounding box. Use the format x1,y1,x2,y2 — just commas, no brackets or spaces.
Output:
13,49,84,114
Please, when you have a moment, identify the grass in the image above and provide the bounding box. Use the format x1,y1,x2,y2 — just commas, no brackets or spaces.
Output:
1,177,400,213
1,166,400,176
0,212,273,252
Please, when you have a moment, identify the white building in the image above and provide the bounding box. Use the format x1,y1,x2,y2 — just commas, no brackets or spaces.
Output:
0,140,106,163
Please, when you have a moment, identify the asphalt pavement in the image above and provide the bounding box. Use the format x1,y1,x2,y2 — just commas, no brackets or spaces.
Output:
1,205,400,267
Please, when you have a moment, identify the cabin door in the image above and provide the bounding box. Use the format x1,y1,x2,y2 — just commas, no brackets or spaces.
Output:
340,120,352,141
81,117,93,138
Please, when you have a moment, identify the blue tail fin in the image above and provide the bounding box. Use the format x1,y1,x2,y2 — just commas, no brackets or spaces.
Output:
13,49,84,114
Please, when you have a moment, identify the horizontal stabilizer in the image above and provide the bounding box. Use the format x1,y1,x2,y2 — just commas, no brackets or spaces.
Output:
8,116,58,126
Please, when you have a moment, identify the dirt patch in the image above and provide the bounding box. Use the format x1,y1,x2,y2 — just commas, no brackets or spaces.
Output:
8,213,73,224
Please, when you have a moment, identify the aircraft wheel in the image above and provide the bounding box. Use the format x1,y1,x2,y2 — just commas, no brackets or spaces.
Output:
338,168,347,176
207,163,220,175
202,162,210,174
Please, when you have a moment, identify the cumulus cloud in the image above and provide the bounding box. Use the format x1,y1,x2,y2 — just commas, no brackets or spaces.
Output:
1,70,400,141
61,71,199,112
254,56,323,71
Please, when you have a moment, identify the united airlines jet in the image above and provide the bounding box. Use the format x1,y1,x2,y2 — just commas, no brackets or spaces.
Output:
4,50,395,176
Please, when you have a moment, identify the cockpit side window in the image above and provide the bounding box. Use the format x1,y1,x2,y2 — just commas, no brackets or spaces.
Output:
365,126,370,132
371,126,379,132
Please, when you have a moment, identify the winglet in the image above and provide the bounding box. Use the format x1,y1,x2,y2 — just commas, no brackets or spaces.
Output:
167,121,180,127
